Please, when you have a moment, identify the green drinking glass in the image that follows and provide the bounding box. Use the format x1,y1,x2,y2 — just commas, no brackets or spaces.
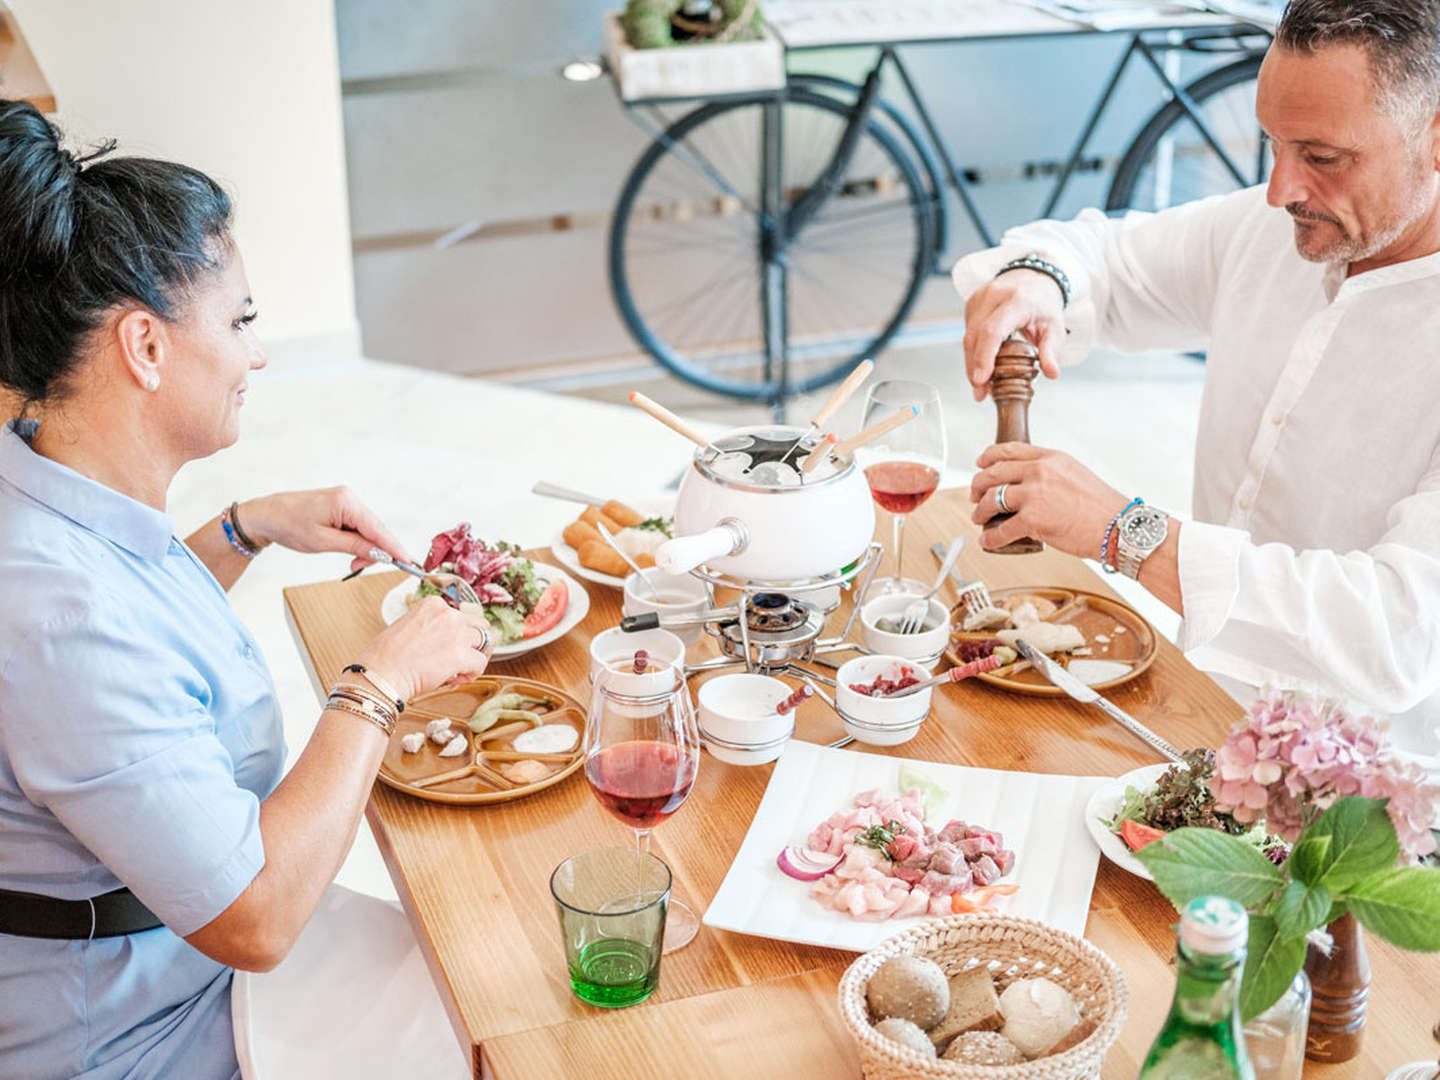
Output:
551,848,671,1008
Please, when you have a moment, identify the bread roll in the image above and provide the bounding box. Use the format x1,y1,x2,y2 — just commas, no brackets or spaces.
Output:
563,520,601,549
602,500,643,528
577,540,628,577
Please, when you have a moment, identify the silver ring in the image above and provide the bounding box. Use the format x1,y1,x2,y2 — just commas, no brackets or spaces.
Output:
473,626,490,654
994,483,1011,515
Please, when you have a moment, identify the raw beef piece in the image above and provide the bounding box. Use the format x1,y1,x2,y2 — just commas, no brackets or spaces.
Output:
994,849,1017,875
964,825,1005,849
937,820,969,844
893,862,926,886
970,854,1001,886
888,832,919,862
928,843,967,877
920,867,973,897
959,835,997,860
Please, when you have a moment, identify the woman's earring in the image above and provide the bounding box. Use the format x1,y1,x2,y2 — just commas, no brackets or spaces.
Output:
144,373,160,392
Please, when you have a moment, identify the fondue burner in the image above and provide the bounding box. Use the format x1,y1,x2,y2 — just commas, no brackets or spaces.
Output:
715,592,827,669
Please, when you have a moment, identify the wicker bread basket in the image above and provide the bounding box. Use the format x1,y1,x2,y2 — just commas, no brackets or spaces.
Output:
837,914,1128,1080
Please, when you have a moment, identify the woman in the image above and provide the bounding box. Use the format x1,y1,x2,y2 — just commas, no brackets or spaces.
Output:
0,101,491,1078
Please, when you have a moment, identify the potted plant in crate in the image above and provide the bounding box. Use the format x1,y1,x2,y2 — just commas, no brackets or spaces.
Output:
604,1,783,101
1135,692,1440,1065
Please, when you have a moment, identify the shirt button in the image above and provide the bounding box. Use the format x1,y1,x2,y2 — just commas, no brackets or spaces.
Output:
1271,413,1286,427
1238,498,1251,511
242,644,254,660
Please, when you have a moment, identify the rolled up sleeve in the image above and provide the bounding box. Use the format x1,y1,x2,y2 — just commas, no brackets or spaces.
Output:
0,597,265,937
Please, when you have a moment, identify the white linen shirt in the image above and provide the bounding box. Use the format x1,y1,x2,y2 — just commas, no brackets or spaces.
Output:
952,186,1440,763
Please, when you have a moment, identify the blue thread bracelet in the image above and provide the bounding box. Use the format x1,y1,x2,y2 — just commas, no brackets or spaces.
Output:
221,509,259,558
1100,497,1142,573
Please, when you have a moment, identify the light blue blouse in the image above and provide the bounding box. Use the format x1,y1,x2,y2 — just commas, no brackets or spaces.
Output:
0,419,285,1079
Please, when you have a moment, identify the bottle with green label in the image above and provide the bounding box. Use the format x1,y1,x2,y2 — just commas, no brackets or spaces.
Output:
1138,895,1257,1080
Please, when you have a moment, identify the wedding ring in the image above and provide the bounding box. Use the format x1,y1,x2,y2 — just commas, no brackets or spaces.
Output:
473,626,490,654
994,483,1011,515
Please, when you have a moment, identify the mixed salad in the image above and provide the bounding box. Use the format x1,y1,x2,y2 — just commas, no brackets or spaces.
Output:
1105,749,1289,863
414,523,568,644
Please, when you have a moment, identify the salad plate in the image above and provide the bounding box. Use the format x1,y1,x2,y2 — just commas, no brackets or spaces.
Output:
1083,764,1170,881
702,740,1106,952
549,495,674,589
380,561,589,661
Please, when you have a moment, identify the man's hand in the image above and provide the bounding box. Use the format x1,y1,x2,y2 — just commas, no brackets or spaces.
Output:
237,488,414,572
970,444,1128,559
963,269,1066,402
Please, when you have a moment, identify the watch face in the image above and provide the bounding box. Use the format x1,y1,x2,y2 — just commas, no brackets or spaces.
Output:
1121,509,1167,548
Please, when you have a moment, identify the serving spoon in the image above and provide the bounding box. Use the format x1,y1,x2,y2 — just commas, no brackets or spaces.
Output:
595,521,660,601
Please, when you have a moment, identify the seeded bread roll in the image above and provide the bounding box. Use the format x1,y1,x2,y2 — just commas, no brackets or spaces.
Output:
866,956,949,1030
873,1018,937,1059
942,1030,1025,1065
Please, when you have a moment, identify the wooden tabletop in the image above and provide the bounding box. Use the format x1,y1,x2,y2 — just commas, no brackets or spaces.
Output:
283,490,1439,1078
0,7,56,114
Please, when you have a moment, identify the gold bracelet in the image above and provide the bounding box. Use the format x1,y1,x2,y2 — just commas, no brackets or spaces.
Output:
325,697,393,737
330,681,398,717
340,663,406,713
328,686,397,730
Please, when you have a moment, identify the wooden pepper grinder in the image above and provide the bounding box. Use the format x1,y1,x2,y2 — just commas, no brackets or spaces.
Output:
1304,912,1371,1063
986,333,1043,555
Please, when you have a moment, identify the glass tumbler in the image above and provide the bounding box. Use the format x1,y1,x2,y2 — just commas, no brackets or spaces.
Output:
551,848,671,1008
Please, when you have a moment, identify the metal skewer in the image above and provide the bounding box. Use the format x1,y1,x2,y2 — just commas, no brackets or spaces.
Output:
775,358,874,468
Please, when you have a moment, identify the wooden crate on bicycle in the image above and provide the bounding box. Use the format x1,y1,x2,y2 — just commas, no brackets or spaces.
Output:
604,6,784,102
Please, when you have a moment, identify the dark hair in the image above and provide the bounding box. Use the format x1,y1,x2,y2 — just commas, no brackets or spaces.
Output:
1275,1,1440,127
0,99,233,403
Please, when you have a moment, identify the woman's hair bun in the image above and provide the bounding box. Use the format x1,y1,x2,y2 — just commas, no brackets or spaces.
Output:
0,99,232,403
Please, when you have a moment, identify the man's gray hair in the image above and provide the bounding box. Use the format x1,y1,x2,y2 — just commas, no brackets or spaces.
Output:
1276,0,1440,129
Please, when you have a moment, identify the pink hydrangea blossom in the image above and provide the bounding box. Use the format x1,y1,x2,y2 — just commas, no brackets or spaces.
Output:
1212,692,1438,860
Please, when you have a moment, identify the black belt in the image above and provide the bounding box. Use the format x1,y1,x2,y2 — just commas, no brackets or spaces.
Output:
0,886,164,939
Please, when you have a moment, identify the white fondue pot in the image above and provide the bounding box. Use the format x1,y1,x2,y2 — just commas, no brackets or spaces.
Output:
654,425,875,581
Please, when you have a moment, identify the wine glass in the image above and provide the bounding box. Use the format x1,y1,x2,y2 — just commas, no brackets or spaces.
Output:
583,666,701,953
855,379,947,598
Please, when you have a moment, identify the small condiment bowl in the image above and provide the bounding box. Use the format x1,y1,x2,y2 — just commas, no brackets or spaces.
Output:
696,673,794,766
833,655,930,746
622,569,709,646
858,594,950,667
588,626,685,696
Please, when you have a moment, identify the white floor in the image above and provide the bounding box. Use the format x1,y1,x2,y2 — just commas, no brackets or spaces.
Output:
168,341,1204,901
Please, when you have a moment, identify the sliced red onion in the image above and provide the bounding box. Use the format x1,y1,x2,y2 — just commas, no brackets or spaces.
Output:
776,846,843,882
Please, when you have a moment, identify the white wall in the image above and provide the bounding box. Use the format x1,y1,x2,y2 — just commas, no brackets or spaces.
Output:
10,0,357,351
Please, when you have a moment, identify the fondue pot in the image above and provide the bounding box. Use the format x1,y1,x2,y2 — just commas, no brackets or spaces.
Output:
654,425,876,582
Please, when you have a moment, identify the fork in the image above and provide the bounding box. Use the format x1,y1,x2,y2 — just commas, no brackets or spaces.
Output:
898,535,966,633
929,541,994,620
364,546,483,607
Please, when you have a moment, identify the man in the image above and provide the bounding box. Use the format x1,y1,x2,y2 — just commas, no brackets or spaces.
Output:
953,0,1440,765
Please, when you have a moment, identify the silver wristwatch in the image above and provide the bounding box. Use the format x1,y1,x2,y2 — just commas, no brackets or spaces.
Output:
1114,504,1169,580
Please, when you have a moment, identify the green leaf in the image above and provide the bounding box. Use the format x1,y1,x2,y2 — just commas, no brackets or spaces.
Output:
1136,827,1285,910
1270,879,1332,939
1240,914,1308,1022
1345,866,1440,950
1289,797,1399,891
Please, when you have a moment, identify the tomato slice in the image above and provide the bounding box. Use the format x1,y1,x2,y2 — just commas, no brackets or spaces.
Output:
522,579,569,639
1120,819,1168,852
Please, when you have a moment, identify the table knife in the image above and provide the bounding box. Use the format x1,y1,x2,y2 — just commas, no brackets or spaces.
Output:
1012,639,1184,762
931,541,971,588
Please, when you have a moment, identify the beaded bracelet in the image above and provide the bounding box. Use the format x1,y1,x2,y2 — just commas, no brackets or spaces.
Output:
996,253,1071,308
220,508,258,559
228,502,264,553
1100,497,1143,574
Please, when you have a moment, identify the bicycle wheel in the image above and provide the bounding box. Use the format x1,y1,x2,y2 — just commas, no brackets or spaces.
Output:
609,88,934,402
1107,55,1267,213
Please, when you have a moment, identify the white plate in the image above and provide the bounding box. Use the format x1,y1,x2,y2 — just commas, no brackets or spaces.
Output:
702,740,1107,951
379,562,590,661
1083,763,1172,882
548,496,675,590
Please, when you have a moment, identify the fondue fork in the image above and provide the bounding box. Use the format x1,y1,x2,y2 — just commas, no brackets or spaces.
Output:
879,656,1003,699
802,406,919,473
627,391,712,448
775,358,875,469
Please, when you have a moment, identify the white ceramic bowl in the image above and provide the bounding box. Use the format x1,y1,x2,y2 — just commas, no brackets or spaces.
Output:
858,594,950,666
621,569,709,646
588,626,685,696
696,673,794,766
833,654,931,746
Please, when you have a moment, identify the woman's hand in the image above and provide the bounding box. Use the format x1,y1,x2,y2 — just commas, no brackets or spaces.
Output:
962,270,1065,402
970,443,1129,560
351,597,495,702
236,488,413,572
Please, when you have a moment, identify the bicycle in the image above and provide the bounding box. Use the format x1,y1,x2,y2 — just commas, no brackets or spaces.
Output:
607,23,1272,415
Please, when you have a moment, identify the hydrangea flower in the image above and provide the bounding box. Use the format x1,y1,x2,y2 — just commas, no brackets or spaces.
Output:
1213,691,1437,860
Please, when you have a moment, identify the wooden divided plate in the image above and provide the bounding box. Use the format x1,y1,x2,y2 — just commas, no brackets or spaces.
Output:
944,586,1157,697
379,676,586,805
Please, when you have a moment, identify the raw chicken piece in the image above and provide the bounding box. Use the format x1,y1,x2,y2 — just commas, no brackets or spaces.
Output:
894,887,933,919
927,893,954,917
834,846,890,880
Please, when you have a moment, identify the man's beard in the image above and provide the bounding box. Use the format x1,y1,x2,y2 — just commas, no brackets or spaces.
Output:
1288,161,1434,264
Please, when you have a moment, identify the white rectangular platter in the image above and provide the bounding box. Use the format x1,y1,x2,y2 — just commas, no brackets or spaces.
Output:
703,740,1108,952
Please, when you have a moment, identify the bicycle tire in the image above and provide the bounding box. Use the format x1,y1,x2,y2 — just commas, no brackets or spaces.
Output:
609,87,935,402
1106,54,1266,213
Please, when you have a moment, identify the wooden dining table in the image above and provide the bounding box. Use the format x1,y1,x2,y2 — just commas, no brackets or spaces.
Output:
282,490,1439,1078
